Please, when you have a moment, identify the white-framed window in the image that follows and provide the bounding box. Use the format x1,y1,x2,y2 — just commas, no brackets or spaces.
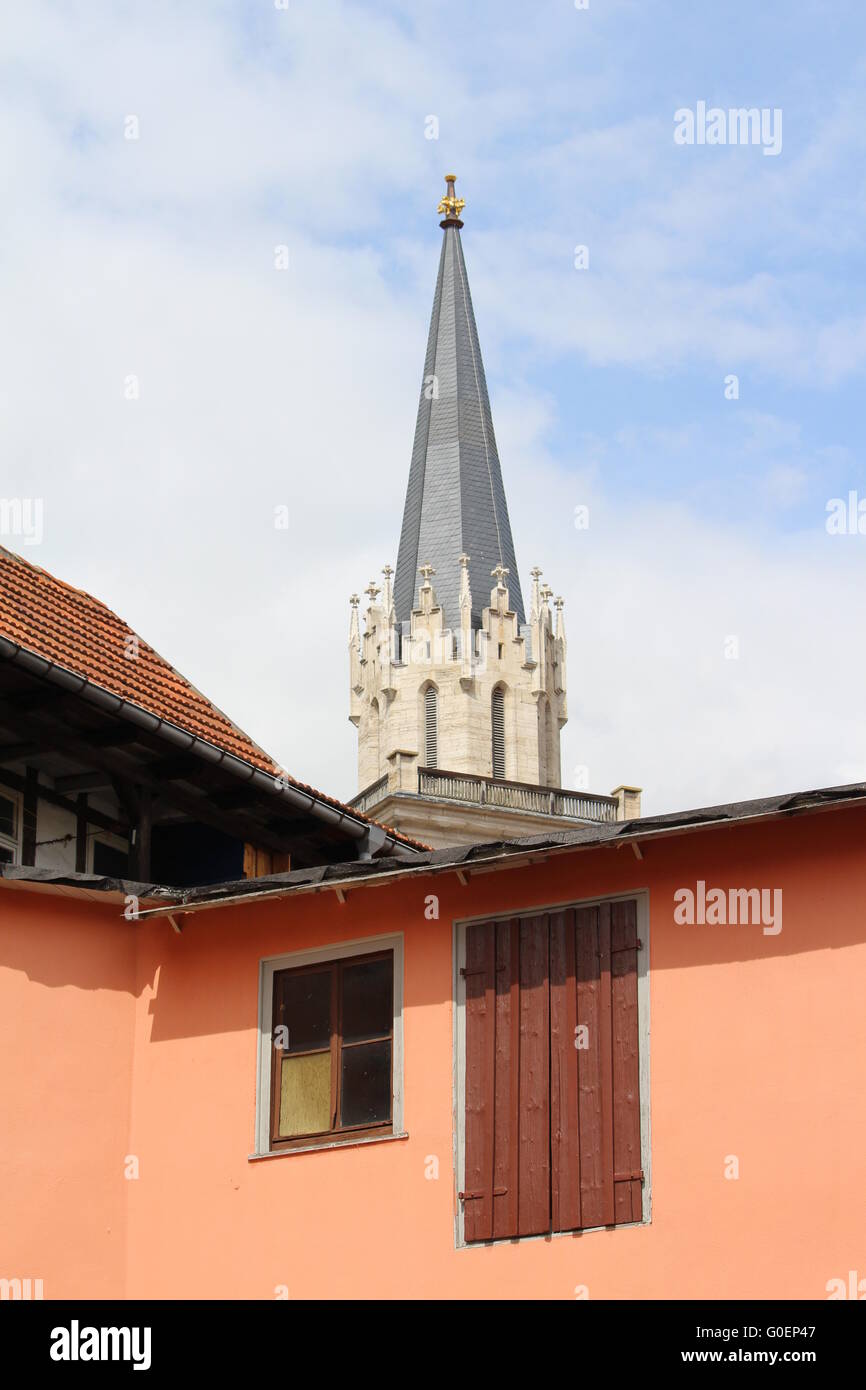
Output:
453,890,651,1247
254,933,404,1158
0,788,21,865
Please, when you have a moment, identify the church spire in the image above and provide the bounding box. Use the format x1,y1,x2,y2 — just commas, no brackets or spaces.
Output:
392,175,525,631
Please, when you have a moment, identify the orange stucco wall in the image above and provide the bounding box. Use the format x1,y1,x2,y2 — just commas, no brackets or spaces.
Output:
0,887,136,1297
2,804,866,1299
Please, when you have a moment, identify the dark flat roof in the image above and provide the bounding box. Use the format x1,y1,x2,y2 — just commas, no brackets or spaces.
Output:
4,779,865,920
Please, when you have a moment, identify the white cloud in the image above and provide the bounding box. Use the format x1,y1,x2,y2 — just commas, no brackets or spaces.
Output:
2,1,863,819
502,438,866,813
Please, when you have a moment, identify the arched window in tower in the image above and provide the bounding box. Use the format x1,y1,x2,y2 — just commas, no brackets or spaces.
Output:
424,685,438,768
491,686,506,780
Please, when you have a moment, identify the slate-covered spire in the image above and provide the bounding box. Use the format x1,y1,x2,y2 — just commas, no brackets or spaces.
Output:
393,175,525,631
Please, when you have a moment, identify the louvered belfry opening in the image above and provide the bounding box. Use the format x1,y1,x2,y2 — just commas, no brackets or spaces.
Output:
491,687,506,780
462,899,643,1243
424,686,438,768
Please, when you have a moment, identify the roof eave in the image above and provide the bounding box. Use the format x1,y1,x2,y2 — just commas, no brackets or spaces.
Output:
0,636,425,857
130,780,866,921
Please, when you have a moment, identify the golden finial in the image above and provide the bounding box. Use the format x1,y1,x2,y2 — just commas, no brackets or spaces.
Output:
437,173,465,225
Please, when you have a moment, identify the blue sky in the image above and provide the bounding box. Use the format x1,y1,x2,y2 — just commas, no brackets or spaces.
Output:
2,0,865,811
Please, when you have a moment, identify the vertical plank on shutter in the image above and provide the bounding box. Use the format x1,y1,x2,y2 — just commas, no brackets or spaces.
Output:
576,905,604,1227
518,914,550,1236
550,908,581,1232
611,898,642,1223
493,920,520,1239
464,921,496,1242
597,901,616,1226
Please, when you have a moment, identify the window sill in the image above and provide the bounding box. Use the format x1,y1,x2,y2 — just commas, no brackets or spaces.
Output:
249,1131,409,1161
457,1214,649,1250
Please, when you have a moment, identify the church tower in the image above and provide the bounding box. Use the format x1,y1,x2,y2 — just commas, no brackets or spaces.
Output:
349,177,640,846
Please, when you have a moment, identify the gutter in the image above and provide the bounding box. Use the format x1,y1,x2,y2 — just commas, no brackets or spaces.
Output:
0,638,421,858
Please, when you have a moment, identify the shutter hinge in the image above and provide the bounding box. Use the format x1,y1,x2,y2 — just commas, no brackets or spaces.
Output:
613,1169,644,1183
458,1187,507,1201
460,966,488,978
607,940,642,956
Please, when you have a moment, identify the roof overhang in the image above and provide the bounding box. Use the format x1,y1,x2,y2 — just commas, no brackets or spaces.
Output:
0,638,424,863
39,778,859,922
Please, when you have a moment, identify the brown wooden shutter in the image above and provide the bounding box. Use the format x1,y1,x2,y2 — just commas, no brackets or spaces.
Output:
463,920,497,1242
492,920,520,1239
575,904,606,1227
517,915,550,1236
463,899,642,1242
550,908,581,1232
572,900,642,1230
463,915,550,1241
611,898,642,1223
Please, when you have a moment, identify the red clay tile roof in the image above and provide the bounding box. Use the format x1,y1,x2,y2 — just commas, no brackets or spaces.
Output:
0,545,426,851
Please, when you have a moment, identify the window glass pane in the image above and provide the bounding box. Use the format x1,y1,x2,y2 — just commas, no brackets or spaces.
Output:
277,967,331,1052
0,795,14,839
340,1040,391,1127
278,1052,331,1138
0,844,14,865
93,841,129,877
341,957,392,1044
